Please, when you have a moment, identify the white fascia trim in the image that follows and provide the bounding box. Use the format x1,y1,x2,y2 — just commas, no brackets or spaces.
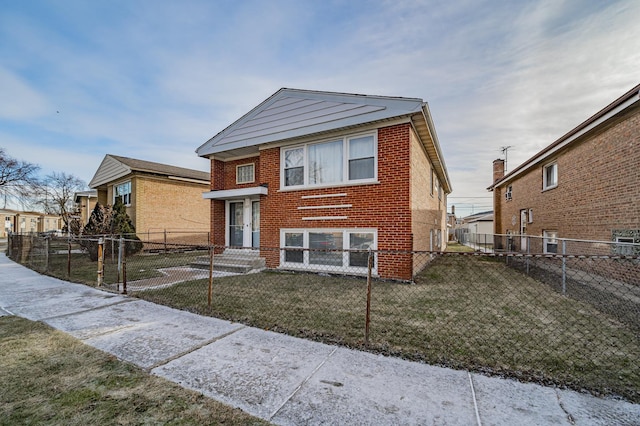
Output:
202,186,268,200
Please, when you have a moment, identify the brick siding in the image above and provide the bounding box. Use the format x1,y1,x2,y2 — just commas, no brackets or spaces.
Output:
208,122,448,280
494,106,640,248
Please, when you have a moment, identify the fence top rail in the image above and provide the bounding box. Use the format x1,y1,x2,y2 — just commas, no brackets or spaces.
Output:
490,233,640,247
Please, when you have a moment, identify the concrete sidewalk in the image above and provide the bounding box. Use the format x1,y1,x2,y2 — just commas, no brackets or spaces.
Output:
0,253,638,425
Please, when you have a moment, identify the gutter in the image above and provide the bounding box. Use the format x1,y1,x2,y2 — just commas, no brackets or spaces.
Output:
490,84,640,190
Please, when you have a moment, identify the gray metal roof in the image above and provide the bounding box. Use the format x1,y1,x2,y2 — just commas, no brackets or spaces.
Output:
196,88,452,193
89,155,210,188
196,88,425,157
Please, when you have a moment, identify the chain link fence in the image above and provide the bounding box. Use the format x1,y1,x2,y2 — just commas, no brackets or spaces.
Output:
5,233,640,402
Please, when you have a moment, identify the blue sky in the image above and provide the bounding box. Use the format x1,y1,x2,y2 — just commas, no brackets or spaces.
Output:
1,0,638,216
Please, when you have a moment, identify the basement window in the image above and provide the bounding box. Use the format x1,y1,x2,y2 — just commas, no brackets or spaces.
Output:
280,228,377,274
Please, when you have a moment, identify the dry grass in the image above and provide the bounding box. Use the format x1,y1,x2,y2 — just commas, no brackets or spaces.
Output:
0,316,269,425
132,254,640,402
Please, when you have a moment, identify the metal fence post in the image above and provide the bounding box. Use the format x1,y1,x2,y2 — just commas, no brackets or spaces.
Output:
118,237,124,289
122,240,127,295
208,245,214,308
44,236,50,272
67,239,72,278
97,237,104,287
562,240,567,295
364,249,373,347
526,236,530,275
164,229,167,254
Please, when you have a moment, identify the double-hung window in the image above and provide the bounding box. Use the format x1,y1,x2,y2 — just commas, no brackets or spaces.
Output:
282,133,376,189
543,230,558,254
281,229,376,273
114,181,132,205
543,162,558,190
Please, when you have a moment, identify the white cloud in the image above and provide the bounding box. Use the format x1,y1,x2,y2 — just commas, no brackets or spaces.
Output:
0,67,51,119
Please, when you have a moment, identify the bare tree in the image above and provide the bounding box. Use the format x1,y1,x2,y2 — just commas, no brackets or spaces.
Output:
0,148,40,209
35,172,87,230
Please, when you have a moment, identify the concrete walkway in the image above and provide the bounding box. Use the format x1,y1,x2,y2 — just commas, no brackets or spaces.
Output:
0,253,638,425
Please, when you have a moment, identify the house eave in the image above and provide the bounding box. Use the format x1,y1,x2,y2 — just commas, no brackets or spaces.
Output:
491,83,640,189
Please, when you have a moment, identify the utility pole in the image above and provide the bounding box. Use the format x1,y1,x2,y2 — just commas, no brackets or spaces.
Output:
500,146,513,173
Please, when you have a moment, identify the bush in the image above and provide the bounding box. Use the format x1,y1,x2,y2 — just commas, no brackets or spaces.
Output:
81,200,142,260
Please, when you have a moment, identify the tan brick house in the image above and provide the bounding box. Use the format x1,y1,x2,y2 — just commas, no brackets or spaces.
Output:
89,155,210,240
489,83,640,254
196,88,451,280
2,209,61,237
73,190,98,226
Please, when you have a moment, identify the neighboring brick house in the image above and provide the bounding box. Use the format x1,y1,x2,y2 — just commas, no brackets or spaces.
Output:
89,155,211,240
196,88,451,280
489,83,640,254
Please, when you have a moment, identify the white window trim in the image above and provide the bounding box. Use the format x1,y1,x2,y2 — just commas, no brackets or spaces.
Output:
113,180,132,206
236,163,255,184
280,228,378,275
543,230,558,254
615,237,635,256
543,162,558,191
280,132,378,190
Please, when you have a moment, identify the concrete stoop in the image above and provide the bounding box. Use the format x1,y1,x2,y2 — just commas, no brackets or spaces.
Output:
190,249,266,274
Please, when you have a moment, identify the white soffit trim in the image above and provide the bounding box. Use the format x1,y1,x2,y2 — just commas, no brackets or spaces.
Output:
202,186,268,200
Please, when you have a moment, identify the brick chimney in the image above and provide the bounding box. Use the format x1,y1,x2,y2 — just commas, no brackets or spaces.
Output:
493,159,505,183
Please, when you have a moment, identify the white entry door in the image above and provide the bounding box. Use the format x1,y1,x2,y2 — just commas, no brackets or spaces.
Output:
228,198,260,248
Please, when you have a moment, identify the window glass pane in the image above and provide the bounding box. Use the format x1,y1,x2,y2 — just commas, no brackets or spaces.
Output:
309,232,343,266
284,232,303,263
545,164,557,187
349,157,374,180
544,231,558,253
237,164,254,183
284,148,304,186
349,136,374,159
285,167,303,186
349,232,373,267
308,140,343,184
115,182,131,204
285,232,303,247
616,237,634,256
285,148,303,168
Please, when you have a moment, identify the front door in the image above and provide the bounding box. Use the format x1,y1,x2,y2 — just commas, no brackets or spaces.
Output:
228,199,260,248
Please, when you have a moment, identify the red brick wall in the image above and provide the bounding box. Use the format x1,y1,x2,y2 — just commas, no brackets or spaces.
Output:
494,106,640,249
223,157,260,189
209,159,225,246
207,123,424,279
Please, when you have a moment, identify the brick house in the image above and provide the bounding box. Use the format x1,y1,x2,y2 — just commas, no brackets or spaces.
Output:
196,88,451,280
89,155,211,240
489,83,640,254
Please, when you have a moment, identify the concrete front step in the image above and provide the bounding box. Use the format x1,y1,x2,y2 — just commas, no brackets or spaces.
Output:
190,250,266,274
